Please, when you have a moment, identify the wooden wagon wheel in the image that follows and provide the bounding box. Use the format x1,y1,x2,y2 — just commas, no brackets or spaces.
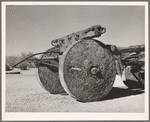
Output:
37,48,66,94
59,39,116,102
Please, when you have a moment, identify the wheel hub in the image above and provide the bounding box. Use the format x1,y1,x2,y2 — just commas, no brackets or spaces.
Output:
90,66,99,75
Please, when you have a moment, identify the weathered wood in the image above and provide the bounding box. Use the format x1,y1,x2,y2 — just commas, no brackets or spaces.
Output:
122,66,144,89
51,25,106,52
37,48,66,94
117,44,145,54
59,39,116,102
118,45,145,89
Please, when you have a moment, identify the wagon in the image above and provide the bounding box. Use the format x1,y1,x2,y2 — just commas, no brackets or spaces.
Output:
12,25,145,102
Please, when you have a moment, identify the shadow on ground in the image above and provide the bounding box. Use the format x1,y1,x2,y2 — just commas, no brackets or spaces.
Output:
103,87,144,101
60,86,144,103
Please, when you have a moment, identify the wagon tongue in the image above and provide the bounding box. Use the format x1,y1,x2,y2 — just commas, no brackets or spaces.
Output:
12,51,60,70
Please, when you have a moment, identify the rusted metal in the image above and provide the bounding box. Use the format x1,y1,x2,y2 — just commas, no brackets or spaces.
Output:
12,50,62,68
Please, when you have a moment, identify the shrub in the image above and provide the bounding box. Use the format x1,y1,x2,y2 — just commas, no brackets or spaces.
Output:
6,51,36,69
19,64,28,70
6,63,11,71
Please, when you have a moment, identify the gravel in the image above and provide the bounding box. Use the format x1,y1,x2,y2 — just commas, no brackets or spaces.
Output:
5,68,145,112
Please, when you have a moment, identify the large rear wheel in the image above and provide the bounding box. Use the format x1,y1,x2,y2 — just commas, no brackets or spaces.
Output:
59,39,116,102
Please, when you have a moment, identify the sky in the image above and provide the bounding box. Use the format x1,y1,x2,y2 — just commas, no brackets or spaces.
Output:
6,4,145,56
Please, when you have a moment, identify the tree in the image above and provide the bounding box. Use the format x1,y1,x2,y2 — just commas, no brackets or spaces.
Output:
6,51,36,70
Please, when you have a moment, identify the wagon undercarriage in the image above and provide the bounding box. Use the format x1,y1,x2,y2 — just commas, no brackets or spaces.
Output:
12,25,145,102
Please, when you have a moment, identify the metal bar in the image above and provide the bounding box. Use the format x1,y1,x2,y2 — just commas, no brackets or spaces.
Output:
38,61,58,72
12,51,61,68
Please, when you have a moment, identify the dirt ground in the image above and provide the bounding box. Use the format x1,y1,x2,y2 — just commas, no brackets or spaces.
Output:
5,68,145,112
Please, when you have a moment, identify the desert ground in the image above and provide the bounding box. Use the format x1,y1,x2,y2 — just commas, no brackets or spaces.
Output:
5,68,145,112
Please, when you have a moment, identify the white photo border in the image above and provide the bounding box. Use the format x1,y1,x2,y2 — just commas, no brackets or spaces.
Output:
2,1,149,121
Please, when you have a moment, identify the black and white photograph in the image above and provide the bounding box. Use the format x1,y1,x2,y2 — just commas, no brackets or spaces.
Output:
2,1,149,121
